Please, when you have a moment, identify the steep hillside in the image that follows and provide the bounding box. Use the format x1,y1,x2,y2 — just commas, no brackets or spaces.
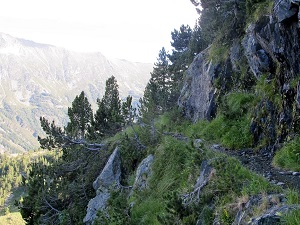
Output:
0,33,152,153
15,1,300,225
180,0,300,148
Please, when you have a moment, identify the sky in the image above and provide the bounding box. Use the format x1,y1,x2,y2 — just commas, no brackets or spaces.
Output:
0,0,199,63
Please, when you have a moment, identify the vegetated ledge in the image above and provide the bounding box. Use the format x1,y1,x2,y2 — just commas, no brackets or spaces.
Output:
83,132,300,225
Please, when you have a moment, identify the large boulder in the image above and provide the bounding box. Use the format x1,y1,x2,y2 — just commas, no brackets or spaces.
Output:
132,154,154,191
178,48,217,122
83,147,121,225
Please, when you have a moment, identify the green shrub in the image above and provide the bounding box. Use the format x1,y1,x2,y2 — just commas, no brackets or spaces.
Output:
273,136,300,171
95,191,130,225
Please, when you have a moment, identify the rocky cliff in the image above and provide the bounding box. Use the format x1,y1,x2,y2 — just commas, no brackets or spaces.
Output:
179,0,300,147
0,33,152,153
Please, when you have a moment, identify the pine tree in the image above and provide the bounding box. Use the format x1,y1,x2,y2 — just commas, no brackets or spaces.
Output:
121,95,136,127
94,76,123,137
66,91,93,139
150,47,171,111
168,25,193,103
139,47,171,119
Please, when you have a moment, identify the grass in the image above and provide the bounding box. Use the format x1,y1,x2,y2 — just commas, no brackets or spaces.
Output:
204,155,280,224
285,189,300,205
273,136,300,171
208,42,230,63
0,212,25,225
282,209,300,225
246,0,274,22
0,187,26,225
180,92,257,149
130,137,201,224
128,130,280,224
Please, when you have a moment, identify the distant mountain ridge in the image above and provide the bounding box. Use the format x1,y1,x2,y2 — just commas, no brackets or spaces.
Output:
0,33,152,153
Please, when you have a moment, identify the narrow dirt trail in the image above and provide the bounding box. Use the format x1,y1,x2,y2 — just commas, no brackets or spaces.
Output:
166,132,300,192
211,144,300,192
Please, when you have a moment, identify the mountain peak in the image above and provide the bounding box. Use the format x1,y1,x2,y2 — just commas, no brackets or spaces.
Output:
0,32,54,55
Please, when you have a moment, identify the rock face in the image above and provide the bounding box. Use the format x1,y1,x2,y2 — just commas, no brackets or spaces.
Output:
83,147,121,225
178,48,217,122
274,0,299,23
179,0,300,145
244,0,300,144
132,154,154,191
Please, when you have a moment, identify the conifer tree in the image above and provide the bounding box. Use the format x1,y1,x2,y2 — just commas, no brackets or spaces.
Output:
139,47,171,119
168,24,193,103
122,95,136,127
150,47,171,111
94,76,123,137
66,91,93,139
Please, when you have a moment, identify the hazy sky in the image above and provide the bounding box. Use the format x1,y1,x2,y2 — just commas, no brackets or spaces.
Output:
0,0,198,63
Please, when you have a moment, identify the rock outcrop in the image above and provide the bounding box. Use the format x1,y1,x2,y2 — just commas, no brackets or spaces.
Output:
83,147,121,225
178,48,217,122
183,160,215,207
180,0,300,146
233,194,300,225
132,154,154,191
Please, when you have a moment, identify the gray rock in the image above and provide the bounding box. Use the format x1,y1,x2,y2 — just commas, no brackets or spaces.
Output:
296,81,300,109
132,154,154,190
230,39,242,72
195,160,214,190
83,190,110,225
242,25,271,79
250,204,300,225
84,147,122,225
93,147,121,191
293,172,300,176
182,160,215,206
193,139,204,149
274,0,298,23
232,194,300,225
276,182,285,186
178,47,217,122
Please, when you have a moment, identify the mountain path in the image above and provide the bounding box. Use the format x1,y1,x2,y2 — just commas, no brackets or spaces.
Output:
166,133,300,192
210,144,300,192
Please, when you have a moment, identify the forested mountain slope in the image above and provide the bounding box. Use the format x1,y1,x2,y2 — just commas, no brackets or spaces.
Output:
0,33,152,153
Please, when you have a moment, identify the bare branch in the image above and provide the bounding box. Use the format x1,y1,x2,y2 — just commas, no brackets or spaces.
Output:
43,198,60,213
